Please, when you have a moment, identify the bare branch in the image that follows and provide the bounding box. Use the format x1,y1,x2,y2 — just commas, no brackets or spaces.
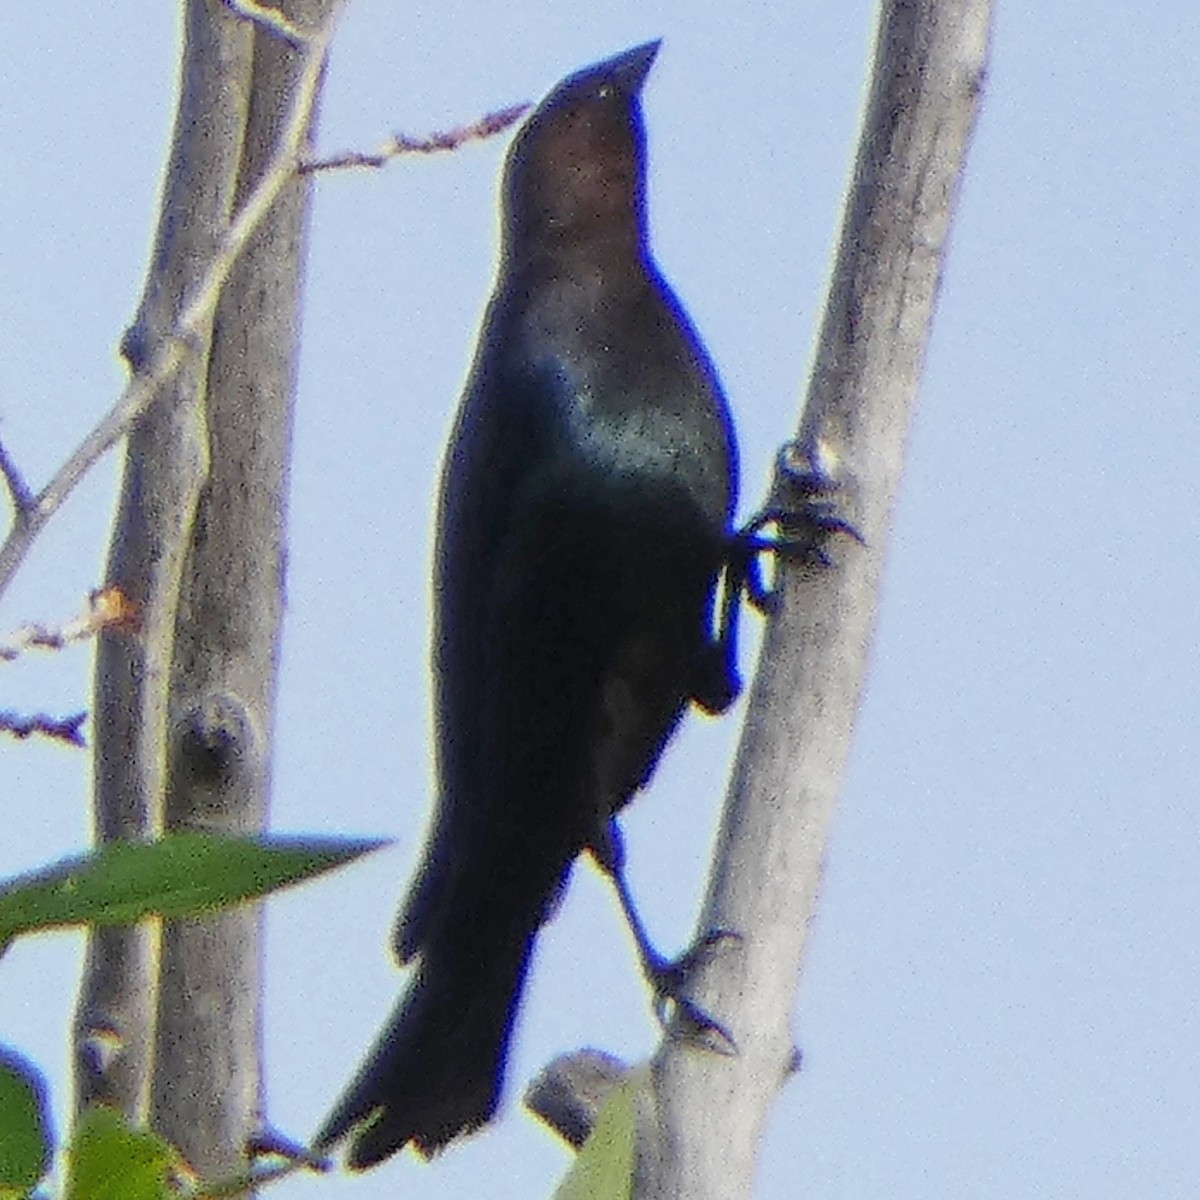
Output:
632,2,995,1196
147,0,341,1172
0,709,87,747
0,587,137,663
0,2,345,603
526,1049,630,1149
76,0,345,1131
301,103,529,173
78,0,258,1121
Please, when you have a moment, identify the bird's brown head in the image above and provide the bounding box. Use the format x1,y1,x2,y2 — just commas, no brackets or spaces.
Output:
502,40,660,259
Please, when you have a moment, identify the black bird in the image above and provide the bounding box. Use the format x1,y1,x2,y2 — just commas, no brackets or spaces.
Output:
316,39,739,1168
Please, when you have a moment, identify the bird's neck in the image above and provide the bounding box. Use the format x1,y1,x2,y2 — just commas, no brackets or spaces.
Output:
504,225,647,281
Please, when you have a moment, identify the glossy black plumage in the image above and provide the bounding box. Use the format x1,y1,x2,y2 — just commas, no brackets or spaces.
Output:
316,40,739,1168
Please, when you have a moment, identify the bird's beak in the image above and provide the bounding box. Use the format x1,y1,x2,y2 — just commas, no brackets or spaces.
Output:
603,39,661,94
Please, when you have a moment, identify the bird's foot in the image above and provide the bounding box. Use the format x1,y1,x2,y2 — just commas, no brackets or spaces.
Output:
730,438,865,615
591,825,739,1054
645,929,739,1056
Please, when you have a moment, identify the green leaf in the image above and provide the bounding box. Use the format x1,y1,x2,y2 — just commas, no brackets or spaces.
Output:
0,1046,52,1197
64,1107,175,1200
552,1069,644,1200
0,833,387,948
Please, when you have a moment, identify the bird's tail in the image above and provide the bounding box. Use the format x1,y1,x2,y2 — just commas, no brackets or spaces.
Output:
313,924,536,1168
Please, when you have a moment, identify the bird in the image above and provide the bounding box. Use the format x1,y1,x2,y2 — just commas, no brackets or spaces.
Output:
315,38,740,1168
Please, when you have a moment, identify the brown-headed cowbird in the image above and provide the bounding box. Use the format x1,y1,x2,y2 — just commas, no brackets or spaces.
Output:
315,39,739,1168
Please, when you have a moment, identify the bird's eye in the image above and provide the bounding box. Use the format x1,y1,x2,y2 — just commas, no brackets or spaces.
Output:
596,84,613,101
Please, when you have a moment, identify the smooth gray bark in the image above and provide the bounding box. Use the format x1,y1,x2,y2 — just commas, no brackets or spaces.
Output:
633,2,995,1195
78,0,253,1125
81,0,337,1177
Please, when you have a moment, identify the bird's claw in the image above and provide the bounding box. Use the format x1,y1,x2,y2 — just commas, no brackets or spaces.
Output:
727,441,865,615
644,929,740,1056
739,503,862,582
652,985,738,1057
712,437,862,695
771,437,865,549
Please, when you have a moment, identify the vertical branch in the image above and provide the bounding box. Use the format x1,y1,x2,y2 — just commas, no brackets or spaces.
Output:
150,0,339,1176
635,2,994,1196
78,0,254,1121
81,0,341,1173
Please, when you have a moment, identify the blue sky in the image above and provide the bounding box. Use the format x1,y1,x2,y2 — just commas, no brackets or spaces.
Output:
2,2,1198,1198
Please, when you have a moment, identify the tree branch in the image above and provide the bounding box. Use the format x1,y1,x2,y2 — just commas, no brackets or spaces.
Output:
76,0,257,1124
0,588,135,664
0,709,87,746
0,2,343,604
300,103,528,173
75,0,345,1140
149,0,340,1174
632,2,995,1195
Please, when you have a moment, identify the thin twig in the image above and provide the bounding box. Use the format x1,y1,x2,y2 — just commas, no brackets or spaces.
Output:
0,587,138,663
0,3,346,602
0,709,87,747
301,103,529,173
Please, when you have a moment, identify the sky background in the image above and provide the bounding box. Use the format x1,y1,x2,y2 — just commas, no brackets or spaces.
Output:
2,2,1198,1198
